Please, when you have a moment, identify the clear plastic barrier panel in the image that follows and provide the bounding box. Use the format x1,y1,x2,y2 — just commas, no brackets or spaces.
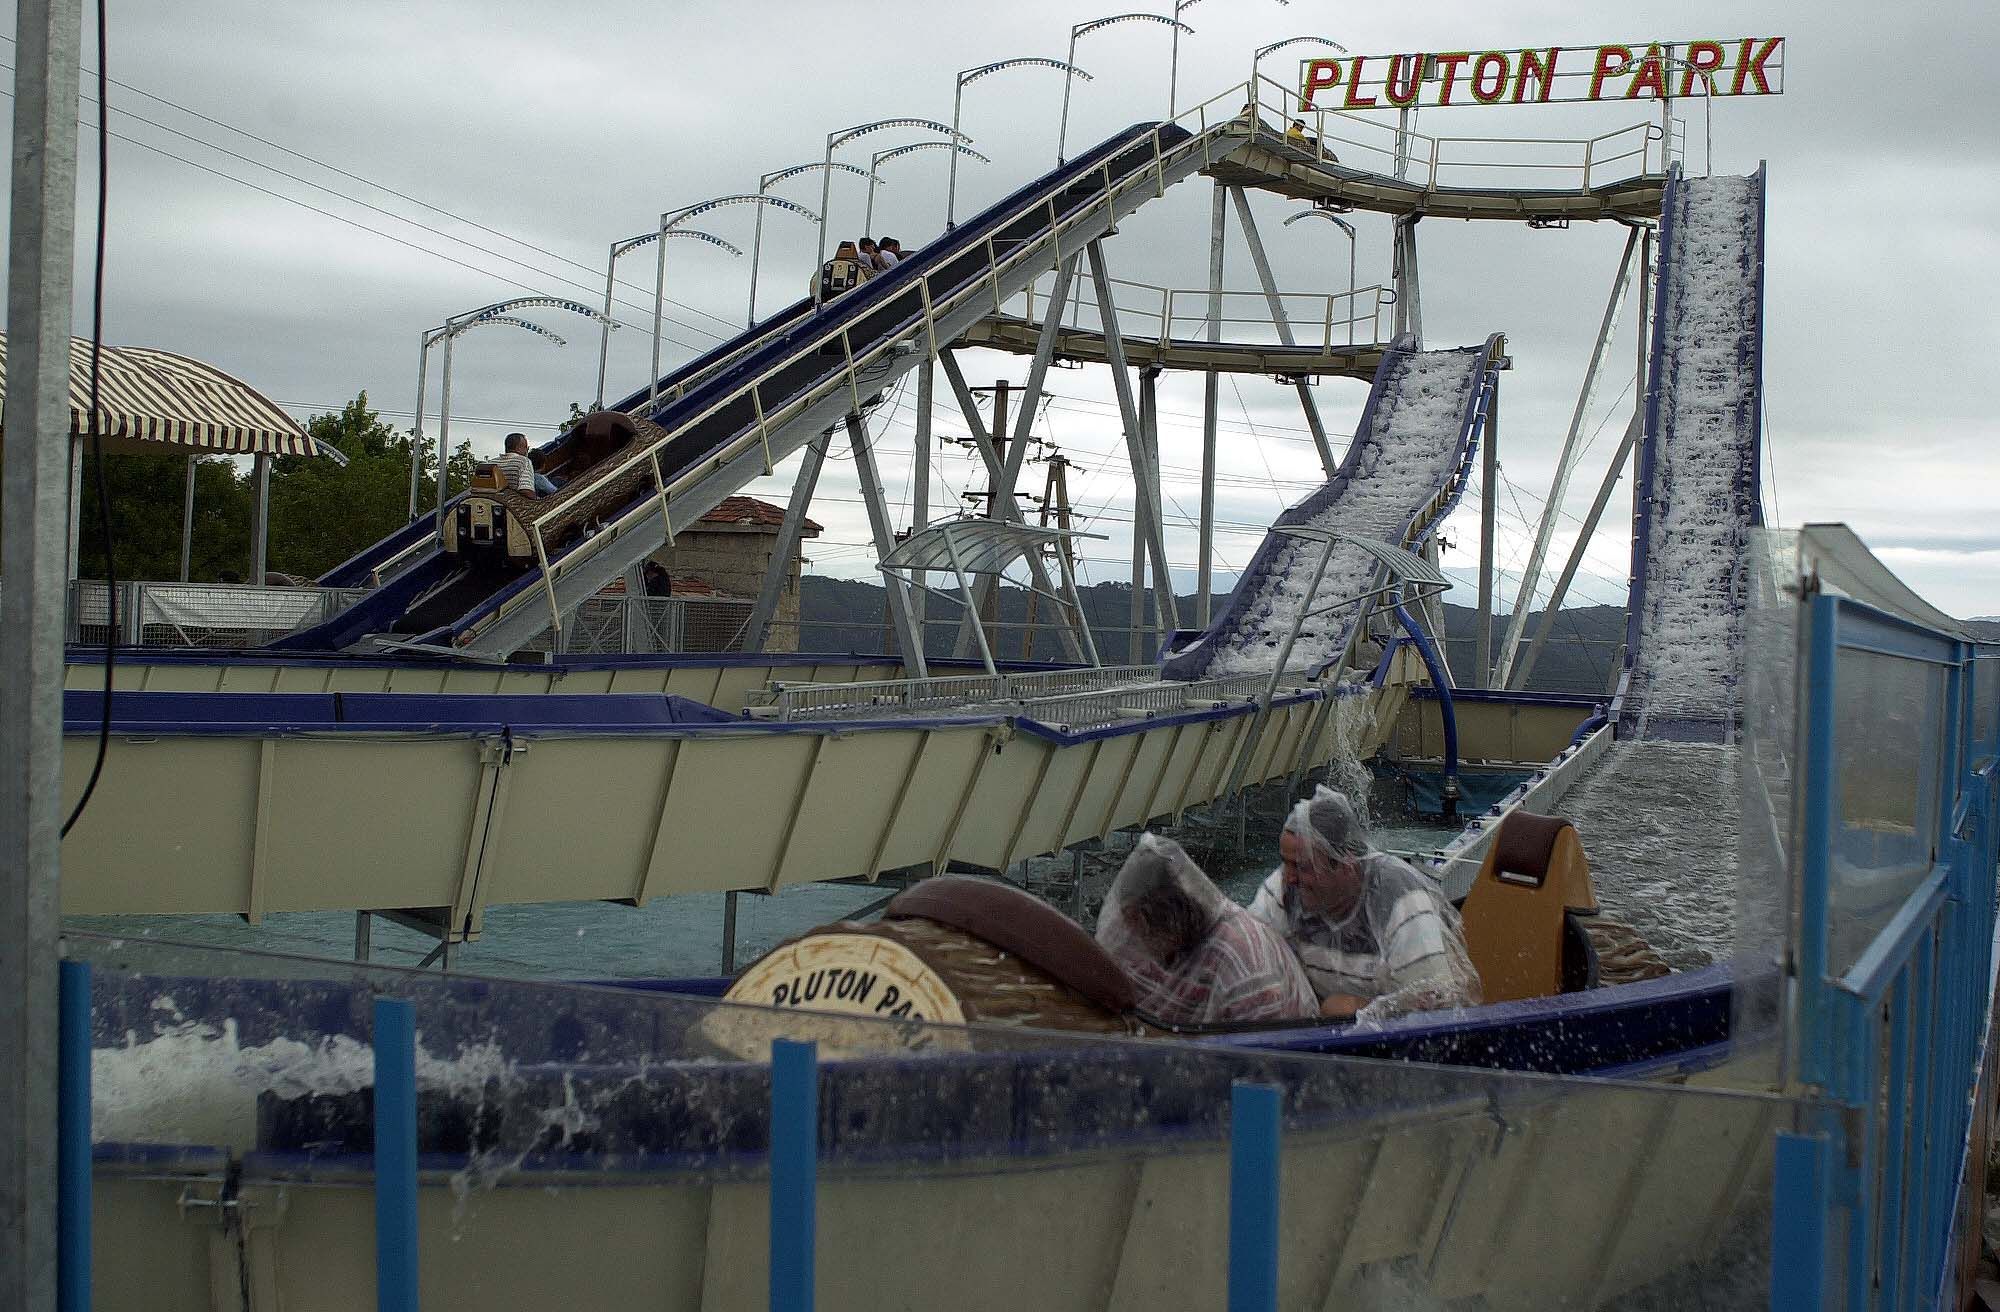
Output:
67,933,1801,1311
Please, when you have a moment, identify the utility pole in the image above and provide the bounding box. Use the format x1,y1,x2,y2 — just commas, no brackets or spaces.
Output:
982,381,1009,643
1020,452,1075,660
3,0,81,1304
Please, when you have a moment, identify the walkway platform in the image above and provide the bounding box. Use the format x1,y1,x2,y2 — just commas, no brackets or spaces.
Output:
961,313,1385,379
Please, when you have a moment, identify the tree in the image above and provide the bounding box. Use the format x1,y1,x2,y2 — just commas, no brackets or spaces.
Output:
77,451,250,583
265,392,472,580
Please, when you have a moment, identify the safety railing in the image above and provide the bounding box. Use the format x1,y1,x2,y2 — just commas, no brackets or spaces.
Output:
1012,272,1395,353
53,579,713,655
1775,592,2000,1310
1015,672,1292,729
63,580,369,649
499,84,1272,648
1244,69,1666,196
762,666,1279,725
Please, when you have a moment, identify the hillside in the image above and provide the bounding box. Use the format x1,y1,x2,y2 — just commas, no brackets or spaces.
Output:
796,576,1625,696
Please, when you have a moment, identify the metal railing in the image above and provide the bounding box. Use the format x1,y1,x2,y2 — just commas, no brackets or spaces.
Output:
492,82,1274,650
1013,272,1395,353
64,581,369,649
765,666,1295,728
1775,594,2000,1310
1245,70,1666,195
52,580,731,655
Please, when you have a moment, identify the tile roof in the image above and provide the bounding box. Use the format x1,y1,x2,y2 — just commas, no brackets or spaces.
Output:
698,495,821,535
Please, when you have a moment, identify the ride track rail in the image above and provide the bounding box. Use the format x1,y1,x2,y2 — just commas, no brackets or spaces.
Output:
291,75,1667,664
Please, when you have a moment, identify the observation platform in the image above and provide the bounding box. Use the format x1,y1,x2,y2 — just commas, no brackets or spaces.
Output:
1204,123,1667,224
962,313,1385,379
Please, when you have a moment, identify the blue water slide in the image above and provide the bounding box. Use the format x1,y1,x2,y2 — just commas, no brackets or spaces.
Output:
282,122,1187,653
1161,334,1501,681
1619,164,1766,735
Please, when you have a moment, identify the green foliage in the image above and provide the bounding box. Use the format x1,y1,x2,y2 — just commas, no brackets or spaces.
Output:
266,393,472,579
77,451,250,582
74,391,475,585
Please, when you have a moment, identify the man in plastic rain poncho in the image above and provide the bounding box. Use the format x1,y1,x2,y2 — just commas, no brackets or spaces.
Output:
1096,834,1319,1026
1248,787,1481,1024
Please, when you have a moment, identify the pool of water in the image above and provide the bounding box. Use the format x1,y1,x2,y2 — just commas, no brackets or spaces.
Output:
68,793,1468,981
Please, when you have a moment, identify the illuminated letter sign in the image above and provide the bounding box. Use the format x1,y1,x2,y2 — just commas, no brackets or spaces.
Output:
1300,38,1785,111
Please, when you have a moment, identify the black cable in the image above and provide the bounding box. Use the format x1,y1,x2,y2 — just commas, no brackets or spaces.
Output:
62,0,112,838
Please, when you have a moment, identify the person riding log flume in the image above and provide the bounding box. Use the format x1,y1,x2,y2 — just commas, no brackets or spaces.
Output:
1247,787,1481,1024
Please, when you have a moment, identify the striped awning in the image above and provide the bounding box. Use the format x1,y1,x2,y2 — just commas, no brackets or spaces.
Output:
0,331,330,459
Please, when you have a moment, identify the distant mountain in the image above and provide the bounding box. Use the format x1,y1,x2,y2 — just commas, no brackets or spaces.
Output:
798,576,1625,696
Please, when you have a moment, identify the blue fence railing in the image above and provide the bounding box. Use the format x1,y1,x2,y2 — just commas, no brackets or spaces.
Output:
1777,595,2000,1310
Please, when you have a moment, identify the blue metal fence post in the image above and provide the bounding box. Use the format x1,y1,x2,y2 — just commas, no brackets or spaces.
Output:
58,959,91,1312
1771,1131,1830,1310
1229,1081,1281,1312
770,1039,818,1312
372,997,419,1312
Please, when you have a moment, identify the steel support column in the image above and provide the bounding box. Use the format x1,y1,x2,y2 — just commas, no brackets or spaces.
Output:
910,355,933,635
1473,378,1499,686
959,256,1077,655
1493,226,1640,688
249,452,271,586
1227,186,1336,476
848,412,927,675
2,0,80,1301
1199,183,1225,627
1391,216,1424,343
936,350,1083,663
179,454,197,582
744,433,830,653
1086,239,1179,633
1510,411,1644,690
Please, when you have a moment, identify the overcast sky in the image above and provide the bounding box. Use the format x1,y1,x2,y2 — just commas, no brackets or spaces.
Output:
6,0,1996,626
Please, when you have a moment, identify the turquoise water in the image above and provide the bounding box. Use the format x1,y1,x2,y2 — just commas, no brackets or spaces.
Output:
68,811,1464,981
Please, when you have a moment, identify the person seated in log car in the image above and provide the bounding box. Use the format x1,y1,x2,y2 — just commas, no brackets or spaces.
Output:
493,432,557,498
1248,787,1480,1024
1096,834,1317,1026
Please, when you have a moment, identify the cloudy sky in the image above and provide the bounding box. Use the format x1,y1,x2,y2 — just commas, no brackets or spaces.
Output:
7,0,1997,631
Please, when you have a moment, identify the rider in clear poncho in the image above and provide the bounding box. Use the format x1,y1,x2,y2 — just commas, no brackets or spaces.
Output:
1096,834,1318,1026
1247,787,1481,1024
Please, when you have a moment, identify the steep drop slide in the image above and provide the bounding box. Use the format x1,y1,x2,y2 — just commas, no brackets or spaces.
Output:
1163,334,1502,680
1620,166,1767,738
283,120,1226,657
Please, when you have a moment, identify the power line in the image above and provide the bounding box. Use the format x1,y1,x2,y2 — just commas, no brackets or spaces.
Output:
0,45,748,339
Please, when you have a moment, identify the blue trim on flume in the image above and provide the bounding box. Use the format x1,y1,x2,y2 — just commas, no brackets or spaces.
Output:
1408,685,1599,711
67,646,1061,674
349,125,1194,652
372,998,419,1312
1394,605,1457,806
770,1040,818,1312
60,684,1321,747
59,960,91,1312
1228,1082,1281,1312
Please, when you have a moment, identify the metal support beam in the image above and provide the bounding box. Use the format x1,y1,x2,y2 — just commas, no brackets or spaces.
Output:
1130,372,1153,663
249,452,271,586
2,0,80,1300
1198,183,1224,627
179,454,197,582
1492,226,1640,689
1511,410,1644,690
910,355,933,634
958,256,1078,656
1391,216,1425,343
743,433,830,652
1228,186,1336,476
1473,378,1499,686
1085,239,1179,634
935,356,1083,664
848,412,927,676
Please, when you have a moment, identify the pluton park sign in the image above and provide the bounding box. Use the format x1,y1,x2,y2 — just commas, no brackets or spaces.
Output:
1299,38,1786,111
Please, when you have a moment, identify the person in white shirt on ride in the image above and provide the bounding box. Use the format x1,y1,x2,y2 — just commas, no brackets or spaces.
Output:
492,432,556,497
1247,786,1479,1023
